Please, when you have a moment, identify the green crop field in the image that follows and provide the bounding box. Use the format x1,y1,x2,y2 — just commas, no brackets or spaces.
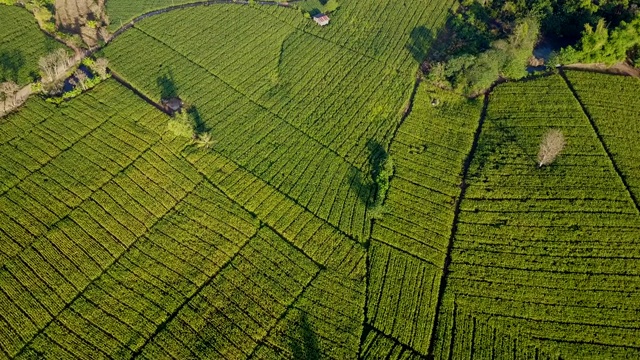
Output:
0,5,62,85
1,1,640,359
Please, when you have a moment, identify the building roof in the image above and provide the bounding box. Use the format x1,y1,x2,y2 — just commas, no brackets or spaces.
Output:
162,97,183,111
313,14,330,26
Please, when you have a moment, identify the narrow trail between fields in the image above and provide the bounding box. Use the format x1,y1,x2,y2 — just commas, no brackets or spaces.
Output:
559,69,640,215
425,81,496,357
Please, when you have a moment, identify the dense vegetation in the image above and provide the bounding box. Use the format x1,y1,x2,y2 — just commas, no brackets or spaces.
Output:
0,0,639,359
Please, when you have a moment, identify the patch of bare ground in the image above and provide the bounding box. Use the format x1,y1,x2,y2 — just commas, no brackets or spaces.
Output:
563,62,640,78
55,0,109,47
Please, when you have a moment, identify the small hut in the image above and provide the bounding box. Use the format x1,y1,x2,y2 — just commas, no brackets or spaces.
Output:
313,13,330,26
161,97,183,115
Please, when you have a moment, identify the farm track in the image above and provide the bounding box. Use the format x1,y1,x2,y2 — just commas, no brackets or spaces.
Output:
559,69,640,215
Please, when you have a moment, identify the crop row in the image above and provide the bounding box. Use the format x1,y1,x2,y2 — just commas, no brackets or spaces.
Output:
252,269,366,359
366,240,441,355
263,0,455,70
187,149,367,276
372,85,481,266
136,227,320,359
134,15,397,173
0,85,167,262
105,27,373,240
18,181,261,359
359,327,424,360
260,31,408,165
564,70,640,204
430,294,558,360
445,75,640,358
0,141,206,356
136,5,293,102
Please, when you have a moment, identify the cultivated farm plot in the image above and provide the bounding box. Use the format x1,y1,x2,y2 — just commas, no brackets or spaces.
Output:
366,84,482,355
103,1,454,241
3,0,640,358
564,70,640,206
0,5,63,85
432,75,640,359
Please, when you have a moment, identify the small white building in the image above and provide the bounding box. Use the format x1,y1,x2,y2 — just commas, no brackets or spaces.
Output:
313,13,330,26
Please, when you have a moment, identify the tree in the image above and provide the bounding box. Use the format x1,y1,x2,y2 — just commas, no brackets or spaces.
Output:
0,81,20,108
39,49,74,91
537,129,566,167
92,58,109,80
194,132,215,149
74,69,89,90
167,111,195,138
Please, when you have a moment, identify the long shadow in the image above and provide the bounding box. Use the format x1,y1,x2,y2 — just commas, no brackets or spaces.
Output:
0,50,25,83
348,140,390,210
187,105,208,133
367,140,388,183
349,167,374,210
405,26,433,64
289,312,319,360
157,69,178,99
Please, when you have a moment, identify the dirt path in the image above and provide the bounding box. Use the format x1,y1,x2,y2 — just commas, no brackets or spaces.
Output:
562,62,640,78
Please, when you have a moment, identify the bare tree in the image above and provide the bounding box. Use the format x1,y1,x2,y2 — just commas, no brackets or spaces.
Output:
537,129,566,167
74,69,89,90
39,49,74,85
0,82,20,107
92,58,109,80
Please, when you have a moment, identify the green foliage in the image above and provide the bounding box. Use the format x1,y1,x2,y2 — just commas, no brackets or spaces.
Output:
557,16,640,65
372,154,393,208
299,0,340,15
432,17,540,95
167,111,195,138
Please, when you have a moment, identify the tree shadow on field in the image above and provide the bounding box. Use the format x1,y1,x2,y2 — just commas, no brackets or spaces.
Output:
289,312,320,360
405,26,434,64
156,69,178,99
368,139,389,183
187,105,208,133
349,166,375,210
348,139,390,209
0,50,25,83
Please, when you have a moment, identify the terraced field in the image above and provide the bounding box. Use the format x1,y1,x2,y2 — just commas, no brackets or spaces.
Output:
1,1,640,359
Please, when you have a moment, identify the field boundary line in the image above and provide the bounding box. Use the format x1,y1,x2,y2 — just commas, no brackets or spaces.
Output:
184,148,364,245
559,69,640,215
12,173,204,358
244,268,322,359
130,232,257,358
201,175,327,270
426,86,492,357
0,80,129,200
133,26,365,172
159,140,363,267
361,324,429,359
0,128,171,272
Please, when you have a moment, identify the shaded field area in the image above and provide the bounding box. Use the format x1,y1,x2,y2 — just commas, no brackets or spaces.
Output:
0,5,64,86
